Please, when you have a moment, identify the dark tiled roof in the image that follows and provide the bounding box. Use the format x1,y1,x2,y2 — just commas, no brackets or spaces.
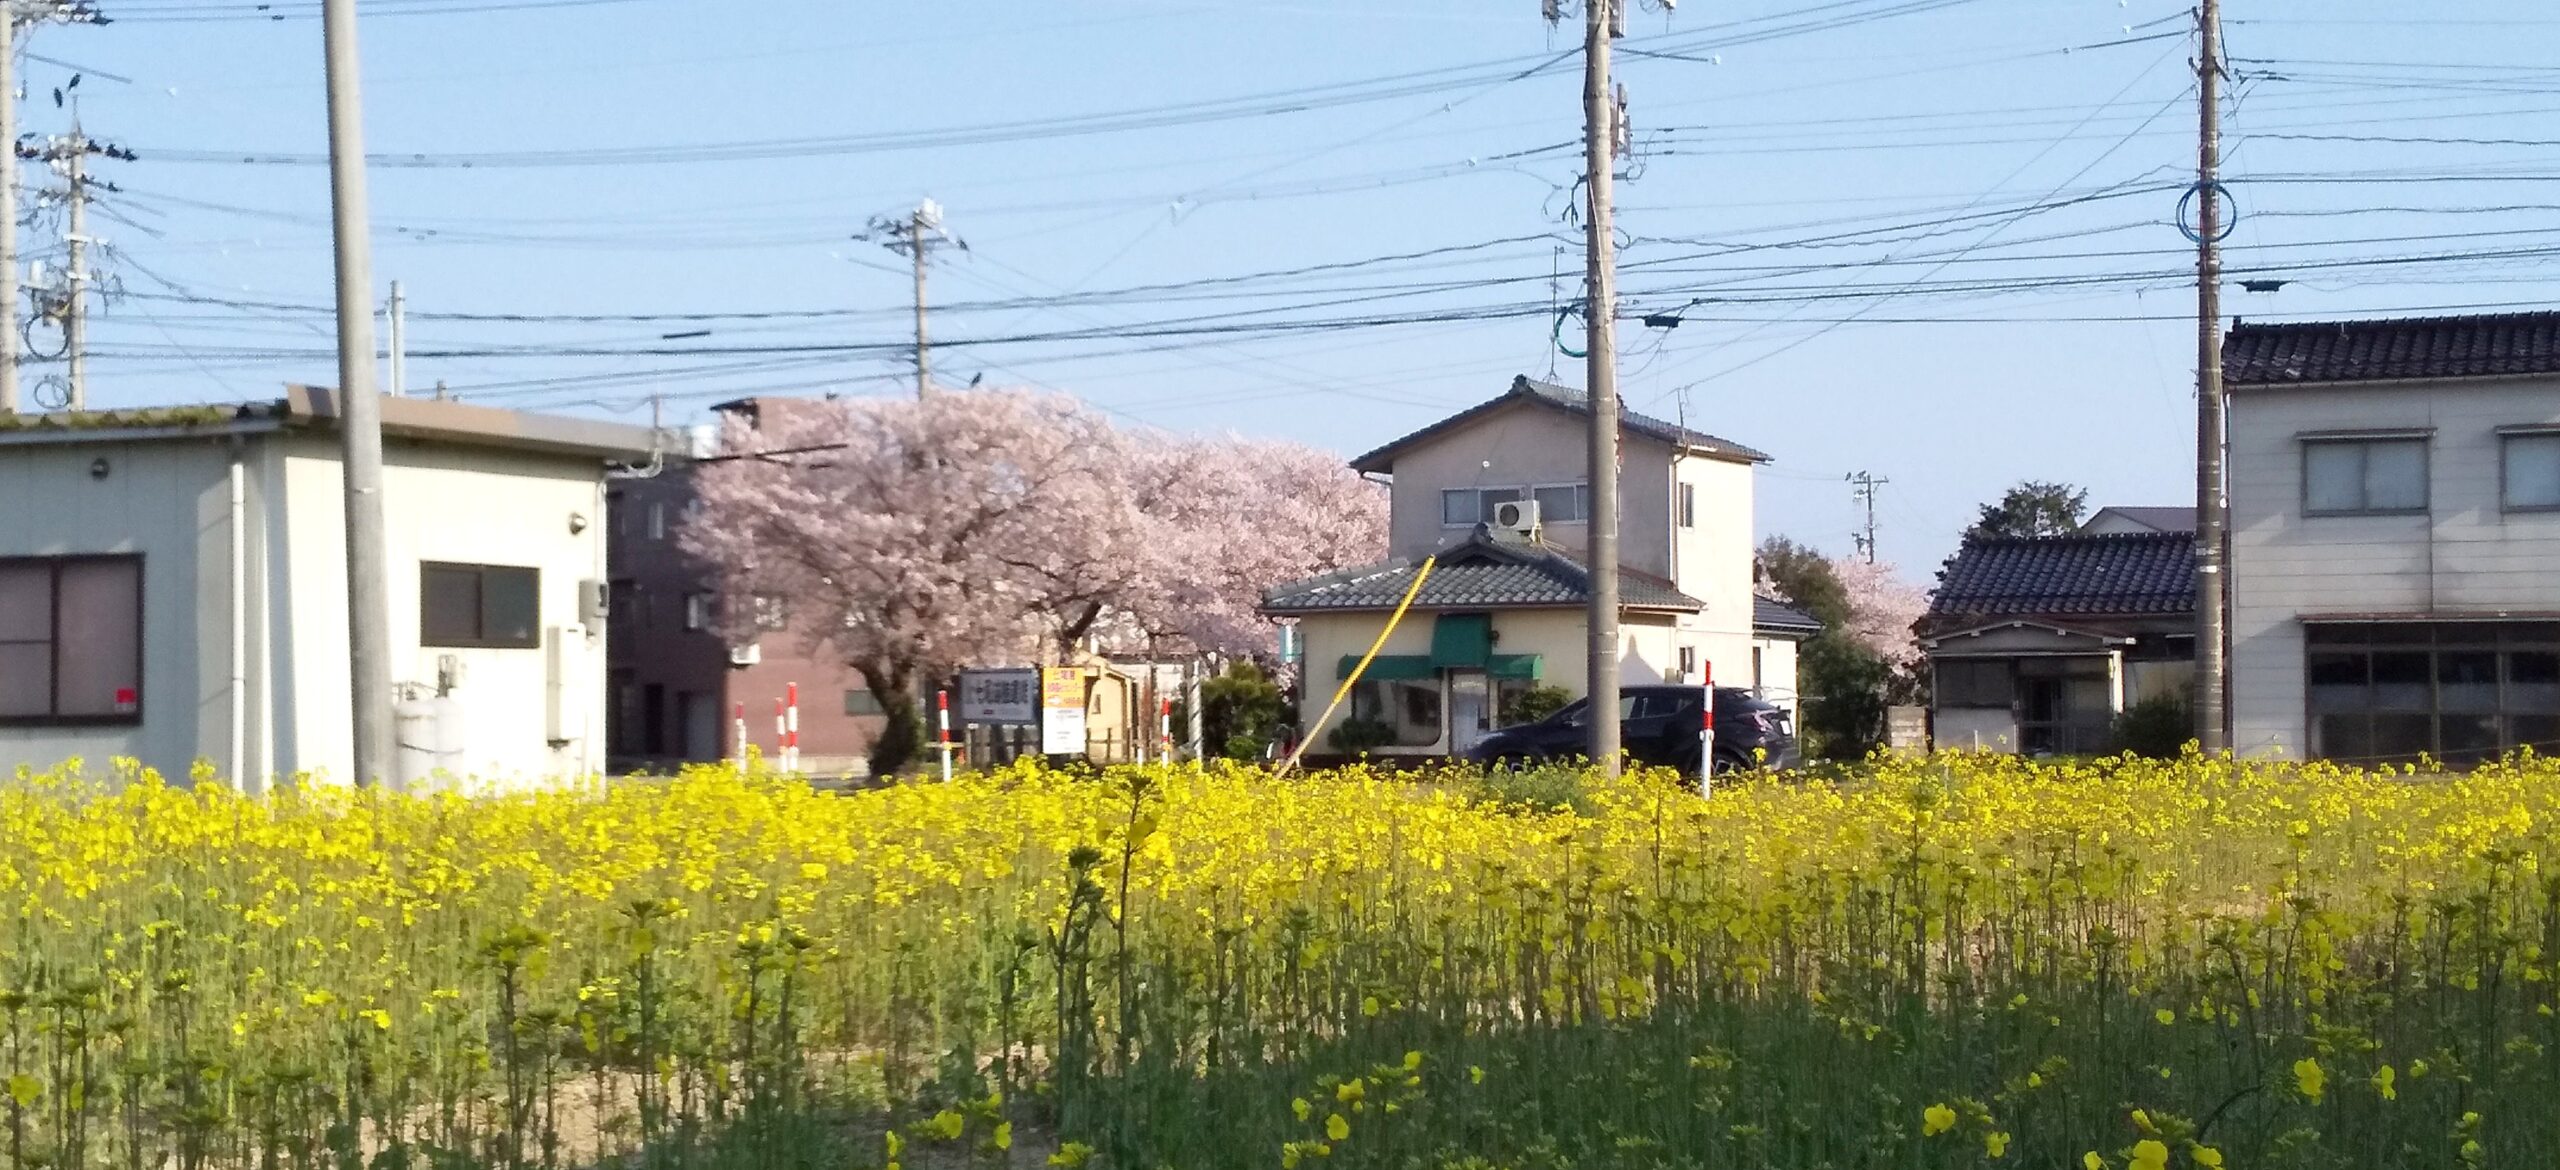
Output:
1930,532,2195,620
1753,596,1824,637
2225,311,2560,388
1349,375,1770,473
1263,532,1702,614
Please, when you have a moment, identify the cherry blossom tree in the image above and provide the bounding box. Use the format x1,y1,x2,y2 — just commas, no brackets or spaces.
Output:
1832,558,1930,672
678,391,1385,772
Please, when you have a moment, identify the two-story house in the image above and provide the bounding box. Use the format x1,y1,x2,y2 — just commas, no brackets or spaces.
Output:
2227,311,2560,765
1262,376,1811,758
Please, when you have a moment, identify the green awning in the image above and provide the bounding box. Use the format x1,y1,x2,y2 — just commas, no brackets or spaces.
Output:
1429,613,1494,669
1339,654,1435,681
1488,654,1542,680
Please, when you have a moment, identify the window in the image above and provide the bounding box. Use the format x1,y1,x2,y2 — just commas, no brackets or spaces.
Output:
684,593,714,632
2309,623,2560,765
1532,483,1592,524
421,562,541,649
1441,487,1526,528
2502,431,2560,511
1349,678,1443,746
1678,646,1697,679
2303,436,2428,515
1935,660,2013,709
1678,482,1697,529
845,689,885,716
647,502,668,541
0,556,142,723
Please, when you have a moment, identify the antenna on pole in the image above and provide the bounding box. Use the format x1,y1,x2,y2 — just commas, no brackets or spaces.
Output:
862,200,964,398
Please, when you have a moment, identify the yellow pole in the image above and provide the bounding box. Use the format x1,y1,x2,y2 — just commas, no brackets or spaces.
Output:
1276,556,1436,778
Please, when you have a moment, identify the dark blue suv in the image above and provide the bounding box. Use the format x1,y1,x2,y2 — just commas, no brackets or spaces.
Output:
1465,685,1799,773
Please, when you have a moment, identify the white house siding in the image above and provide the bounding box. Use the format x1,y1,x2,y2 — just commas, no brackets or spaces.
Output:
0,437,237,777
1748,635,1802,721
1673,455,1759,690
2229,375,2560,757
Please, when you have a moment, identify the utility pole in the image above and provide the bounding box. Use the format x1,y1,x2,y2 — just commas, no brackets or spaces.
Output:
61,134,80,409
27,119,128,413
1848,471,1889,564
0,1,105,415
2193,0,2230,755
1572,0,1627,774
322,0,395,787
386,279,405,397
865,200,959,398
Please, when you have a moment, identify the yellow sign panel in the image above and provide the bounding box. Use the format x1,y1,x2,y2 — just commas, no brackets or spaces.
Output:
1041,667,1087,709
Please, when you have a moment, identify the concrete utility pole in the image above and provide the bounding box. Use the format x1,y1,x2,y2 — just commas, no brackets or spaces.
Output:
1577,0,1625,775
61,132,80,409
1848,471,1889,564
386,279,405,397
866,200,958,398
322,0,395,787
2193,0,2230,755
0,1,105,415
2,6,19,415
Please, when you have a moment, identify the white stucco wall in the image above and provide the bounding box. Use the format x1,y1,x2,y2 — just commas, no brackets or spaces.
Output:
275,434,611,788
3,426,615,791
2228,375,2560,757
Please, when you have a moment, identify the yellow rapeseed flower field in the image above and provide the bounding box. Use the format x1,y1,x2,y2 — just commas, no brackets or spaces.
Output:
0,751,2554,1170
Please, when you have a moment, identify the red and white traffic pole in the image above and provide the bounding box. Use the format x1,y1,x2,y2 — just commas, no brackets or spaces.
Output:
785,683,801,773
937,688,954,782
1159,697,1174,763
734,701,747,776
1699,660,1716,797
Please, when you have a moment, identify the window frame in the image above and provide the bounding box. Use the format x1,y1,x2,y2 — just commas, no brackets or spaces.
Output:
1678,482,1697,529
2299,431,2432,518
2498,426,2560,514
0,554,145,727
2304,622,2560,765
420,561,544,650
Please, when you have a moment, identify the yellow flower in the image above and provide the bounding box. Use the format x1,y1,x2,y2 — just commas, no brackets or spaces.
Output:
2131,1139,2170,1170
2084,1153,2105,1170
1336,1079,1365,1103
927,1110,965,1141
1469,1066,1485,1084
991,1122,1012,1151
2155,1008,2177,1026
1985,1131,2011,1159
1403,1050,1423,1071
885,1132,903,1158
2294,1057,2327,1103
2191,1144,2224,1168
1292,1097,1311,1121
1922,1104,1958,1136
2374,1065,2397,1101
1360,995,1381,1018
1325,1114,1350,1142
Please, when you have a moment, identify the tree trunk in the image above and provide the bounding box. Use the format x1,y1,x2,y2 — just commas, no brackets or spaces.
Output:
862,660,926,778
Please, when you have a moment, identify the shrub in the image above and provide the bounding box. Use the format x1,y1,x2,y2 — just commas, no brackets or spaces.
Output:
2112,690,2195,759
1500,683,1572,727
1466,761,1590,813
1327,717,1394,756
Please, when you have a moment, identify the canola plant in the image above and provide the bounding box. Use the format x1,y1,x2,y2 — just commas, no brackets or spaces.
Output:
0,753,2553,1170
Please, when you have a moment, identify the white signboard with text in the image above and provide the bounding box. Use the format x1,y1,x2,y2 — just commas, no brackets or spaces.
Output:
1041,667,1089,755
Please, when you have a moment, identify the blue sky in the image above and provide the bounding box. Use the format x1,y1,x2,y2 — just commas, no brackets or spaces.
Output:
38,0,2560,572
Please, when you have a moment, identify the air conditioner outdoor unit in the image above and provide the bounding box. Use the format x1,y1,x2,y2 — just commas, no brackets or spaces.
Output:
1491,498,1541,539
729,643,762,668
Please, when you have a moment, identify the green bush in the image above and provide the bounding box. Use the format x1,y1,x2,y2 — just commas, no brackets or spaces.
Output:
2112,690,2195,759
1327,717,1394,756
1501,683,1573,727
1202,662,1291,761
